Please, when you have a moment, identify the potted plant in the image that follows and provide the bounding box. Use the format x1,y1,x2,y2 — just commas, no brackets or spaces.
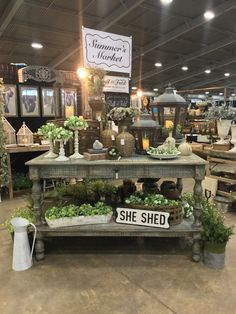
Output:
0,78,9,202
53,127,73,161
64,116,88,159
45,201,113,228
202,201,234,269
86,68,106,112
204,105,236,144
37,123,58,158
107,107,140,133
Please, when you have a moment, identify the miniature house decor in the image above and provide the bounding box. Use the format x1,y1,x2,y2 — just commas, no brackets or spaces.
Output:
150,83,188,139
2,117,16,146
17,122,34,145
130,111,161,154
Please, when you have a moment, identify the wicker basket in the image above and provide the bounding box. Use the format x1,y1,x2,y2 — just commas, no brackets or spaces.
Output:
116,130,135,157
101,128,117,148
125,204,182,226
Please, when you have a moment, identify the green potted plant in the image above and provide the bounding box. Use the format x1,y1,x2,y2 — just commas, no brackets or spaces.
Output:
37,122,58,158
45,201,113,228
107,107,140,132
64,116,88,159
53,127,73,161
202,201,234,269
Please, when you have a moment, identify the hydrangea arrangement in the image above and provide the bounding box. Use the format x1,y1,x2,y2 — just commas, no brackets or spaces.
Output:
107,107,140,121
37,123,58,140
53,127,73,141
64,116,88,130
204,105,236,120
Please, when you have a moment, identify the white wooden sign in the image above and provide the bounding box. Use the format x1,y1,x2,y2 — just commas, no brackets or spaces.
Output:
116,208,170,229
82,26,132,74
103,75,129,93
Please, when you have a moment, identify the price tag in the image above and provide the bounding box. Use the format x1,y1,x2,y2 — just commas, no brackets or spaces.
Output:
120,139,125,145
111,135,115,141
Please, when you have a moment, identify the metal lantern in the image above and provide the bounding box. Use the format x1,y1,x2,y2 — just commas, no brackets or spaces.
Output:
150,84,188,139
131,111,161,154
17,122,34,145
2,117,16,146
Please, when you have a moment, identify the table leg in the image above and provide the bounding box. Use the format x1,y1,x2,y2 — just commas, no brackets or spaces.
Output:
176,178,183,196
193,178,203,228
192,233,201,262
35,233,45,261
32,179,42,225
7,153,13,199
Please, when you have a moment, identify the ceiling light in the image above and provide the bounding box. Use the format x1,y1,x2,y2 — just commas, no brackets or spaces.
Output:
153,88,158,91
31,42,43,49
231,93,235,96
182,66,188,71
204,10,215,21
160,0,173,5
131,86,137,90
224,72,230,77
155,62,162,67
205,69,211,74
76,67,87,79
219,92,223,96
137,89,143,97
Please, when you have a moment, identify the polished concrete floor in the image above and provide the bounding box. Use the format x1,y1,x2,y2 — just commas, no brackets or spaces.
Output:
1,182,236,314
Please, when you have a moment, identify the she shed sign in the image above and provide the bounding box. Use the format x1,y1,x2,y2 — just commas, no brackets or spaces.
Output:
82,26,132,74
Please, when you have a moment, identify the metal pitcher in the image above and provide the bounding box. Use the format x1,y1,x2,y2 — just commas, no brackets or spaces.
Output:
11,217,37,271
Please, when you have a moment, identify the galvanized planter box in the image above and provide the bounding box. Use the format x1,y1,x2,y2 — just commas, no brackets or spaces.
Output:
45,213,113,228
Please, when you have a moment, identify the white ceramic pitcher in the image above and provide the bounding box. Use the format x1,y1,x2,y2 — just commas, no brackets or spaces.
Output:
11,217,37,271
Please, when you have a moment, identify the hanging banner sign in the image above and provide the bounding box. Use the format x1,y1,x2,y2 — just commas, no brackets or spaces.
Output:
82,26,132,74
103,75,129,93
116,208,170,229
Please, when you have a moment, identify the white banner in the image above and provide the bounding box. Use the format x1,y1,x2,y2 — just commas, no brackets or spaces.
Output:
103,75,129,93
82,26,132,74
116,208,170,229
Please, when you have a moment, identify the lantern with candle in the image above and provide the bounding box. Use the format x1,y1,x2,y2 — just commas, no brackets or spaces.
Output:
150,84,188,140
17,122,33,146
130,110,161,154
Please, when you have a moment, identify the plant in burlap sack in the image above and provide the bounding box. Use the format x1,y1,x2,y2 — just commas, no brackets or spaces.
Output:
0,78,9,201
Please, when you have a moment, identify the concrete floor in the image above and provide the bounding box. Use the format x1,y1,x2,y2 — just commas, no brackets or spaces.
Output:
1,183,236,314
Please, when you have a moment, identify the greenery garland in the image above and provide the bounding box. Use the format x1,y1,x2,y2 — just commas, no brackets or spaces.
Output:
0,78,9,190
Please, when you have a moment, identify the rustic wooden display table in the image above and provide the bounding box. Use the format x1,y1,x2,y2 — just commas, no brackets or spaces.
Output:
26,153,206,262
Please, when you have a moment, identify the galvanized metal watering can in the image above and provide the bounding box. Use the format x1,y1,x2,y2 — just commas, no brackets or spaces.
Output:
11,217,37,271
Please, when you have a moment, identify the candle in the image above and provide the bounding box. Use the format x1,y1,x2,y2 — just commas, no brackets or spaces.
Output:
65,106,74,118
142,138,150,150
165,120,174,129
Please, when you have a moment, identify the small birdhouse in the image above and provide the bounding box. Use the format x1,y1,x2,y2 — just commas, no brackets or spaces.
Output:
17,122,34,145
2,117,16,146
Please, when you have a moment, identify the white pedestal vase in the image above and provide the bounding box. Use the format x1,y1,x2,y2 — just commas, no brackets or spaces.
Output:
55,140,69,161
229,124,236,153
70,128,84,159
216,119,231,144
44,139,58,159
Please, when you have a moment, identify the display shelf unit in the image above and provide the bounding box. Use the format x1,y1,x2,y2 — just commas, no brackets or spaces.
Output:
26,153,206,262
206,150,236,198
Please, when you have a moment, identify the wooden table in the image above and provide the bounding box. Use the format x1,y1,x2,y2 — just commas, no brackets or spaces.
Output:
6,145,49,199
26,153,206,262
206,149,236,198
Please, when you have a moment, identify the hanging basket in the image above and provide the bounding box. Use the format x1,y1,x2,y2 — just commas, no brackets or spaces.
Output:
88,97,104,112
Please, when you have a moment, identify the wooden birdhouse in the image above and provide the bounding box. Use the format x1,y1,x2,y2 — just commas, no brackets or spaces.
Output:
2,116,16,146
17,121,34,145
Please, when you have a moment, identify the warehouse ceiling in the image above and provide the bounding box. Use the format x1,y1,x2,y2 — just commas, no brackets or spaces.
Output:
1,0,236,93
